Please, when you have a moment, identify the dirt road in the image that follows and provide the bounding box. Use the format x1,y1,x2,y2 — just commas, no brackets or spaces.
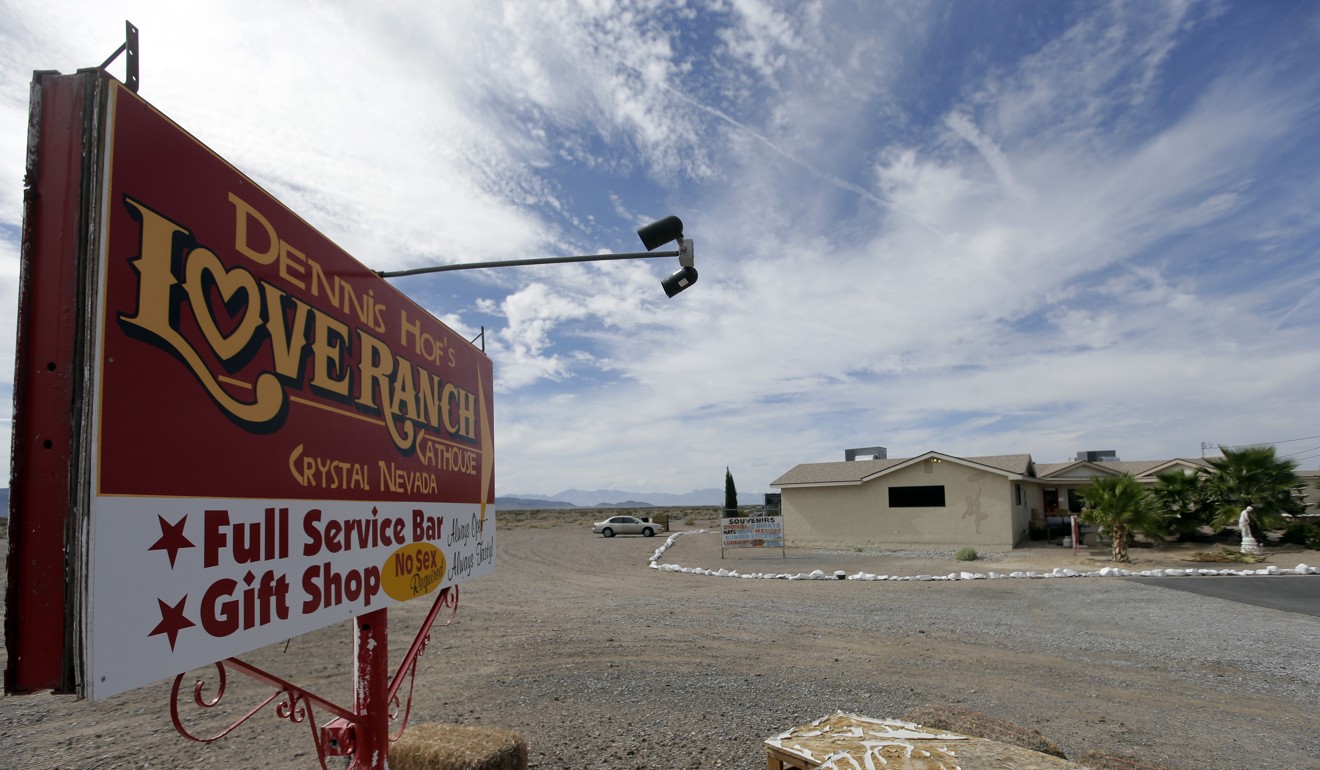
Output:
3,518,1318,769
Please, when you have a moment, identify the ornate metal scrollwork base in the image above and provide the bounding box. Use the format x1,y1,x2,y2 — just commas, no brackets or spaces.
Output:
388,584,460,740
169,586,460,769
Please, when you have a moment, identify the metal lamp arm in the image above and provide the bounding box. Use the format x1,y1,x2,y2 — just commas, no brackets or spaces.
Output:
377,245,686,279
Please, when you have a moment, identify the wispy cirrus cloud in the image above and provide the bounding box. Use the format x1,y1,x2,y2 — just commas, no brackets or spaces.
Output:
2,1,1318,494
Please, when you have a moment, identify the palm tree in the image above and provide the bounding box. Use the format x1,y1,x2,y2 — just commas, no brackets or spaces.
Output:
1079,473,1166,563
1202,446,1304,539
1150,469,1212,539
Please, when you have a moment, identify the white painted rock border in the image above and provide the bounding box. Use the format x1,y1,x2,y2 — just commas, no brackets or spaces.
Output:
647,530,1319,581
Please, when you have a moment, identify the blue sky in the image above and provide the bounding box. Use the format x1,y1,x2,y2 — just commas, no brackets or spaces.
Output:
2,1,1319,499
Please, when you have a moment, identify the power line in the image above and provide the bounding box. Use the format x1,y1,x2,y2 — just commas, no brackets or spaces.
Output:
1288,448,1320,465
1224,434,1320,448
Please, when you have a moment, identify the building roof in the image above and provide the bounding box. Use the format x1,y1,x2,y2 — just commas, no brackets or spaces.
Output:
1035,458,1210,479
772,452,1211,489
771,457,903,486
772,452,1034,487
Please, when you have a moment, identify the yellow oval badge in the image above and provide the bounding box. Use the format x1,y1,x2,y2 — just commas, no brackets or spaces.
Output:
381,542,447,602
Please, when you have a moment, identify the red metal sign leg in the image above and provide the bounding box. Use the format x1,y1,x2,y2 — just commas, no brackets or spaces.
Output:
352,608,390,770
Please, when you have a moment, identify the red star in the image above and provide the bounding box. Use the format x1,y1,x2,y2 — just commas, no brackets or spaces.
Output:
149,596,195,651
149,515,195,568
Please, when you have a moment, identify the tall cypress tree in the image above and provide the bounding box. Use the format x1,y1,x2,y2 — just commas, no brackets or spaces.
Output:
724,467,739,517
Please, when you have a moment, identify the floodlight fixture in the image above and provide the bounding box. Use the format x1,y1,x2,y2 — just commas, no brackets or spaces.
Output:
637,215,684,251
661,263,698,298
376,215,699,299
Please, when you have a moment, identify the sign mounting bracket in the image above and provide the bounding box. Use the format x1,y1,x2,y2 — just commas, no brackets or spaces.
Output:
98,20,139,93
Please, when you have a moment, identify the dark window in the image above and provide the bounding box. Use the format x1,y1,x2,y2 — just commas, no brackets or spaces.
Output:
888,485,946,508
1015,483,1022,505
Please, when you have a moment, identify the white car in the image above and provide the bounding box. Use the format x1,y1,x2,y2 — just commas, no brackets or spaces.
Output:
592,515,666,538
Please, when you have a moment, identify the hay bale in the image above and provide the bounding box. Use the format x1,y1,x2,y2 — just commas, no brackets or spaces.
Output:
1077,749,1188,770
389,722,527,770
901,704,1066,759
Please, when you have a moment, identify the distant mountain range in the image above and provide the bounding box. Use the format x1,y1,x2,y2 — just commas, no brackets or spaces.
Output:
497,496,580,510
0,487,758,517
499,487,764,509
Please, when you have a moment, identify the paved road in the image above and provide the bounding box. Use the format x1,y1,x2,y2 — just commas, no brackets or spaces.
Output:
1128,575,1320,617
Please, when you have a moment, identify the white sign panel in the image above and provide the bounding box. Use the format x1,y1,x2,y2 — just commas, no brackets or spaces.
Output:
721,516,785,549
88,498,494,699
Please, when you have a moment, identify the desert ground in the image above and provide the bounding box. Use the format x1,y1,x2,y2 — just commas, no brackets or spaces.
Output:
2,509,1319,769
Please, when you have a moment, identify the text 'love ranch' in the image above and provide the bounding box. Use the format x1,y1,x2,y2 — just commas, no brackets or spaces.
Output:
118,192,486,460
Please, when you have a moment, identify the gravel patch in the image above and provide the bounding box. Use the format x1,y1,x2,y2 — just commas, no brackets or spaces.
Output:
3,524,1318,769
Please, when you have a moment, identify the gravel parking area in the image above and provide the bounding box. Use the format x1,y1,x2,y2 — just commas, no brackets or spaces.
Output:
3,519,1319,769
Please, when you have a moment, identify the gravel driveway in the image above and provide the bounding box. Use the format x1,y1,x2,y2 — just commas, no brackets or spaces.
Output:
3,520,1318,769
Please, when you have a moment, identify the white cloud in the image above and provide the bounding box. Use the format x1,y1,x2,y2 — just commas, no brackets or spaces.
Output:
2,0,1318,496
977,0,1202,142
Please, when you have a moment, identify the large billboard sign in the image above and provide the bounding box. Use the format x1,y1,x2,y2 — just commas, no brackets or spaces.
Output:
6,71,495,700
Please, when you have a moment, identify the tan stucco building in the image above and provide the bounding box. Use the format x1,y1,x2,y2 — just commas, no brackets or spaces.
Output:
771,451,1213,551
1298,470,1320,514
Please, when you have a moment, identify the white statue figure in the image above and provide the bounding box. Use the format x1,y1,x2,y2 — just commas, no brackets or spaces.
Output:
1239,505,1262,555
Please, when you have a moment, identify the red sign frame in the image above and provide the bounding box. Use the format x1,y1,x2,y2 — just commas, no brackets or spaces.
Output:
6,70,496,701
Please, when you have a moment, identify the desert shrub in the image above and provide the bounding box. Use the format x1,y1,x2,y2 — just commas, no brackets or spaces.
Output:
954,547,978,561
1279,522,1320,550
